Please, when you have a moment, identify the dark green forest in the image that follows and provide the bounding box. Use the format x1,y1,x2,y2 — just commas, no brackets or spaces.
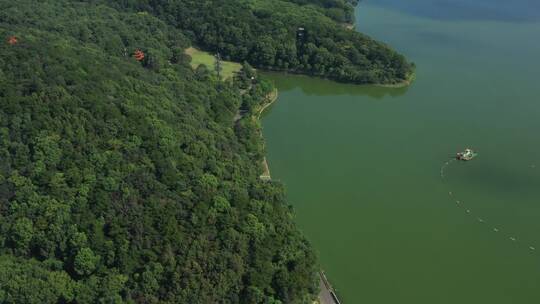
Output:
106,0,414,85
284,0,359,23
0,1,317,303
0,0,411,303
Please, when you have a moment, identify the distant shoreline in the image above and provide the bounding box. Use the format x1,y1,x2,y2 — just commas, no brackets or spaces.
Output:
377,72,416,88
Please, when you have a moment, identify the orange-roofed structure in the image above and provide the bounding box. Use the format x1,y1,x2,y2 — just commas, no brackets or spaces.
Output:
7,36,18,45
134,49,145,61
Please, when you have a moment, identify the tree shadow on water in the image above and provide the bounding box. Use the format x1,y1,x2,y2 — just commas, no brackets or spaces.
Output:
262,72,411,99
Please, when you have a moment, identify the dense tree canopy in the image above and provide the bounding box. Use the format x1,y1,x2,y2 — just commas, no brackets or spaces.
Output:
105,0,414,85
1,0,414,302
286,0,358,23
0,0,317,303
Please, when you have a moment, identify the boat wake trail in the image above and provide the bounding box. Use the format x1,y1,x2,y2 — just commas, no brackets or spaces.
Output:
440,159,537,255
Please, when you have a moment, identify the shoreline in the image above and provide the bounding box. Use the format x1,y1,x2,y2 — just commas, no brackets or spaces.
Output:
257,88,278,181
257,88,279,119
376,72,416,88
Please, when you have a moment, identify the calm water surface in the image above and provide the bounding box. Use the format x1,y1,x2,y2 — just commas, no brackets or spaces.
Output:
262,1,540,303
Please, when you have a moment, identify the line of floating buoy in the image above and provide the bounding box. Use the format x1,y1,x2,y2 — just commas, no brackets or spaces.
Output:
440,160,453,179
441,159,539,255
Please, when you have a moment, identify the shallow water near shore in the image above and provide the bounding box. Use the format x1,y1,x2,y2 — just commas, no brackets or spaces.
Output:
262,1,540,303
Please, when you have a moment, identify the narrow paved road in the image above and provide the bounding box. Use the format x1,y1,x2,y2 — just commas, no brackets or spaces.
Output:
318,275,339,304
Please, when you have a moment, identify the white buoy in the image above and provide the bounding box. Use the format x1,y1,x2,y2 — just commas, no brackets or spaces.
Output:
456,200,460,204
478,218,484,223
466,209,471,214
530,246,536,250
493,228,499,232
510,237,516,241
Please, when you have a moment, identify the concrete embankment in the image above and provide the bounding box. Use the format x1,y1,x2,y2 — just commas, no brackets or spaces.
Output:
318,272,341,304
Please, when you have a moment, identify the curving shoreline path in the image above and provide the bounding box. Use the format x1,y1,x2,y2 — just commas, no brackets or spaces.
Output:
259,88,278,181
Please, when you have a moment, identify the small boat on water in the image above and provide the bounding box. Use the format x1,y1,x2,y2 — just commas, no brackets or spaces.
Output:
456,148,478,161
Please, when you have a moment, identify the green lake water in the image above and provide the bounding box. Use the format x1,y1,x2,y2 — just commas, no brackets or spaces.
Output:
261,1,540,303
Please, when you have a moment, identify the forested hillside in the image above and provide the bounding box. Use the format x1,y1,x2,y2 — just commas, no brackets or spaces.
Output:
0,0,414,302
286,0,358,23
0,0,317,303
106,0,414,85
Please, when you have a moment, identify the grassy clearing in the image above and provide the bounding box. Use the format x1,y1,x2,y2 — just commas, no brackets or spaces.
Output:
185,47,242,79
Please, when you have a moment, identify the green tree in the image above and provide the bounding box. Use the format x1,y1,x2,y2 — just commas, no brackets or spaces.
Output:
11,218,34,254
73,248,100,276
